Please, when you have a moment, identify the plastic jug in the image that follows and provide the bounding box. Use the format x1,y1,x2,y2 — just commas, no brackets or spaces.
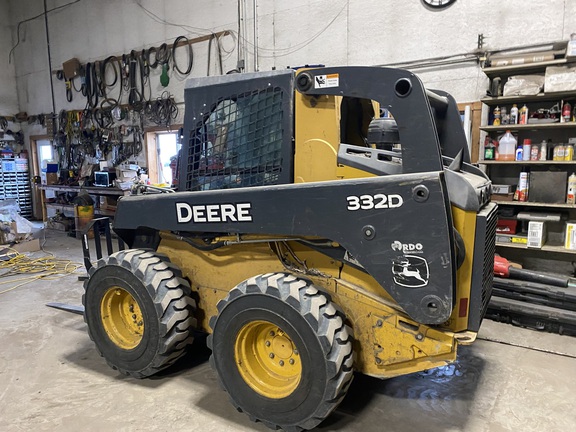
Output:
498,131,517,161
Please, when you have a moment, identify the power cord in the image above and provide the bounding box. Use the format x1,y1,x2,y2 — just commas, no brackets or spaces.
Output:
0,247,83,295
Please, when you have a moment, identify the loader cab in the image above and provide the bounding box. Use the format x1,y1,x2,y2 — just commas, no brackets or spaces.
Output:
177,66,496,333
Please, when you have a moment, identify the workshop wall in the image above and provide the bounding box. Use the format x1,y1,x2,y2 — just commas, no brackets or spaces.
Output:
9,0,241,120
6,0,576,136
0,1,18,116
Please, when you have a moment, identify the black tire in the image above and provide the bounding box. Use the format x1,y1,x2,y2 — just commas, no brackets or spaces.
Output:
83,249,196,378
207,273,354,431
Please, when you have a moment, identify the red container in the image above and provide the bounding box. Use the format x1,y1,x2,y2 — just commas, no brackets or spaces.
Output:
496,219,518,234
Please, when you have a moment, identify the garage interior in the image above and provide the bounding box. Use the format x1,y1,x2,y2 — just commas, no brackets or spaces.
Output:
1,1,576,431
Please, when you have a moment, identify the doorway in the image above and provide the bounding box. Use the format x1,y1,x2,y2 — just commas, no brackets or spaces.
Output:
30,136,55,220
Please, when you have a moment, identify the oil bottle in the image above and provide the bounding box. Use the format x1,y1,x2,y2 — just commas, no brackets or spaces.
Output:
510,104,519,124
567,173,576,204
519,104,529,125
493,106,501,126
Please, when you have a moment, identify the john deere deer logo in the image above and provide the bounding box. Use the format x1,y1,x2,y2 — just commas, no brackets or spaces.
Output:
391,255,429,288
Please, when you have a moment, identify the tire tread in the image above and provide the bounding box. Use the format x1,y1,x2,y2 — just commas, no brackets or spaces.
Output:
207,272,354,431
83,249,196,378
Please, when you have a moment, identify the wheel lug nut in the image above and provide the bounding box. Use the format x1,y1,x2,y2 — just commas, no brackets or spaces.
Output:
265,341,271,347
269,353,274,359
132,314,137,319
279,360,284,366
294,349,299,355
269,331,275,337
289,359,294,365
138,321,143,326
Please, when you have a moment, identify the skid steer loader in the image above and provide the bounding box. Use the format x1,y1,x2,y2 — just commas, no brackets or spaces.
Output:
82,66,496,431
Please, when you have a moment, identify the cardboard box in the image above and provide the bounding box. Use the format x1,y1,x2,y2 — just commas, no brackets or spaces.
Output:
0,222,29,244
0,238,40,255
565,222,576,250
496,233,528,244
527,221,547,248
46,172,58,185
493,184,514,194
11,238,40,253
492,193,514,202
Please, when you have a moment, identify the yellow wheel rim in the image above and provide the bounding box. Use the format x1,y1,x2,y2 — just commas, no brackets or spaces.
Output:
234,320,302,399
100,286,144,350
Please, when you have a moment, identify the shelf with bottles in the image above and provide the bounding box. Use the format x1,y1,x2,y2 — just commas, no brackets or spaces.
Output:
481,122,576,132
485,99,576,128
481,122,576,162
481,160,576,165
492,200,576,209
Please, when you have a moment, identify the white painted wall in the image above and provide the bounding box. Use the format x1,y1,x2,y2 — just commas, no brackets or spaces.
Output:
6,0,576,134
0,1,18,116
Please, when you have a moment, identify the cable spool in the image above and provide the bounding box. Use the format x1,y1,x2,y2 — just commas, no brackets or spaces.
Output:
147,46,159,68
148,91,178,127
172,36,193,75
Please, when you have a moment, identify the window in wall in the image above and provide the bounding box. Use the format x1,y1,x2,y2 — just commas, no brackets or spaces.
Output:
146,130,181,186
157,132,179,185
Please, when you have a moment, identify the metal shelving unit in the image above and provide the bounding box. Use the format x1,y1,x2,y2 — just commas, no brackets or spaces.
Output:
481,160,576,165
480,59,576,263
481,90,576,106
492,200,576,209
495,241,576,256
0,157,32,219
481,122,576,132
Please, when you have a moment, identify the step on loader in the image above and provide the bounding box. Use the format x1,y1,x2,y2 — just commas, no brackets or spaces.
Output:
82,66,497,431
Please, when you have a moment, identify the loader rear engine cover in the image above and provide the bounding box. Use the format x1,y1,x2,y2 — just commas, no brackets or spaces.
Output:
81,66,496,431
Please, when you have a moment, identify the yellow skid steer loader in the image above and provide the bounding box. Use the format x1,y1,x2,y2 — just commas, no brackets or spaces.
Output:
81,66,496,431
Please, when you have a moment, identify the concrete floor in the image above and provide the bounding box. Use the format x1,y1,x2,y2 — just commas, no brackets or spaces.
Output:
1,230,576,432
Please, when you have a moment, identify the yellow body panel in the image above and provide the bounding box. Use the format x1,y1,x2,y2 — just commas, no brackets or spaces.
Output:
328,278,455,378
445,207,479,333
158,234,457,379
293,91,377,183
158,236,282,331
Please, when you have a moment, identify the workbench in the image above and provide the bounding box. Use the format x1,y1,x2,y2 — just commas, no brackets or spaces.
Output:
39,184,131,220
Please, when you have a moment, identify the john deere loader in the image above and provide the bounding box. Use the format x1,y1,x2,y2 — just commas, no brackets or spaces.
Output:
82,66,496,431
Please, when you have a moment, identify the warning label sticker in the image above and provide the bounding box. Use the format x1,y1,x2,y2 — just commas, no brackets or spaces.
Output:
314,73,339,89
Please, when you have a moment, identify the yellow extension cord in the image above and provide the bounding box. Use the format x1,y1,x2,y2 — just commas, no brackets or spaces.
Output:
0,247,83,295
